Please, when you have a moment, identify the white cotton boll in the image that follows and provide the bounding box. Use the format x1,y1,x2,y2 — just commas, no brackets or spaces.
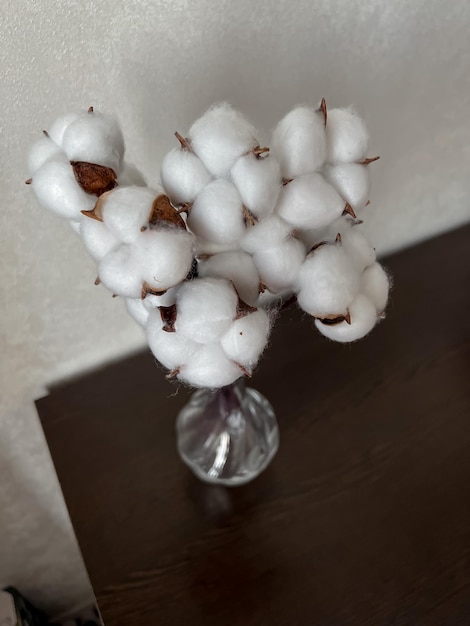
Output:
361,263,390,313
80,215,120,262
125,298,150,327
271,106,326,178
62,111,125,172
296,245,360,317
275,173,345,231
221,310,270,369
178,343,242,389
198,251,260,306
146,310,198,370
161,148,212,205
189,103,258,178
101,186,155,243
98,244,143,298
323,163,370,212
254,237,306,293
230,153,282,219
175,277,238,343
132,229,194,293
48,112,81,146
31,155,95,220
118,162,147,187
326,108,369,164
315,294,377,343
28,137,64,174
188,179,245,244
241,215,292,255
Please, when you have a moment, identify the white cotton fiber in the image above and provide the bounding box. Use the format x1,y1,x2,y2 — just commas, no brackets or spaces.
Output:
175,277,238,343
341,228,376,272
323,163,370,211
28,137,64,174
230,153,282,219
146,310,199,370
48,112,81,146
98,244,143,298
125,297,150,327
221,310,270,369
315,294,377,342
361,263,390,313
161,148,212,205
189,103,258,178
101,186,155,243
198,251,260,306
271,106,326,178
188,179,245,244
80,215,120,262
326,108,369,164
195,238,239,256
241,215,292,255
296,245,360,317
131,229,194,293
254,237,306,293
178,343,242,389
32,155,96,219
62,111,125,172
118,162,147,187
275,173,345,230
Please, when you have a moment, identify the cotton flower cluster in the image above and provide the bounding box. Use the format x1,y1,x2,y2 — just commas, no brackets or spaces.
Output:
27,99,390,389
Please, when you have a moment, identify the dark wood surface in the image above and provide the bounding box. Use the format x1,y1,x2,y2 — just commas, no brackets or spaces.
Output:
36,225,470,626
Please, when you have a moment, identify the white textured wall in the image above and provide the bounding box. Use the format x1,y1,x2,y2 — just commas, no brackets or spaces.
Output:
1,0,469,615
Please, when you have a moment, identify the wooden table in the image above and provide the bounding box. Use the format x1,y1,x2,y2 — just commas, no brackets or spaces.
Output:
36,225,470,626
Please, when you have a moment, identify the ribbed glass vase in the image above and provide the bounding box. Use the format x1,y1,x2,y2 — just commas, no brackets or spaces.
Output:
176,379,279,486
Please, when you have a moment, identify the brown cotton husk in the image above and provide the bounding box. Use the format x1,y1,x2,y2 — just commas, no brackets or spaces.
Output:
342,203,357,219
308,240,327,255
251,146,270,158
359,156,380,165
317,97,327,125
235,296,258,320
141,282,168,300
71,161,117,197
166,367,180,379
235,362,252,377
242,205,258,227
149,194,186,229
81,188,115,222
317,310,351,326
159,304,177,333
174,132,192,151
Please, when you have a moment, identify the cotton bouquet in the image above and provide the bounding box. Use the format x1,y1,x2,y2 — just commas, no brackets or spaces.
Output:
26,100,389,389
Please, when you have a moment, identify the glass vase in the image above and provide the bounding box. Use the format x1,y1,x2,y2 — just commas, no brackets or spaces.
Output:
176,379,279,486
